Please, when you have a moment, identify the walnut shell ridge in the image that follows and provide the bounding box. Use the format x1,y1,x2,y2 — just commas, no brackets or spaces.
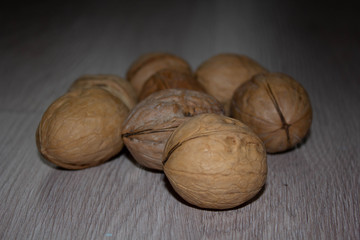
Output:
163,113,267,210
122,89,224,171
36,88,129,169
231,72,313,153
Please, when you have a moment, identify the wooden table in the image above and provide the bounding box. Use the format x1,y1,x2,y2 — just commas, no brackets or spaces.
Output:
1,1,359,239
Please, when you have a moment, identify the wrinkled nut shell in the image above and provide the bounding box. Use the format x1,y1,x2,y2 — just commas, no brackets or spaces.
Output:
69,74,137,110
163,113,267,210
138,68,205,101
126,52,192,95
36,88,129,169
122,89,224,171
231,72,312,153
195,53,268,115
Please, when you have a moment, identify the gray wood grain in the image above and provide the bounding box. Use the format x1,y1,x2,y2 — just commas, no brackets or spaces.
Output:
1,0,359,239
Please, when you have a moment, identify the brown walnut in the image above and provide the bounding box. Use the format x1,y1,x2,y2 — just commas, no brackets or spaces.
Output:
69,74,137,110
122,89,224,171
138,68,205,101
231,72,312,153
36,88,129,169
162,113,267,210
126,52,192,95
195,53,268,115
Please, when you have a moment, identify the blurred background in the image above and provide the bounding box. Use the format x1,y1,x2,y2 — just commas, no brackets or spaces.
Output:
1,0,359,110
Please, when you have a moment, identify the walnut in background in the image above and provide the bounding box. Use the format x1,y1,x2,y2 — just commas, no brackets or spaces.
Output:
69,74,137,110
195,53,268,115
126,52,192,95
138,68,205,101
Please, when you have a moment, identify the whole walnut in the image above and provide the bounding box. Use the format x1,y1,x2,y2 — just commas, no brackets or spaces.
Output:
36,88,129,169
162,113,267,210
231,72,312,153
126,52,192,95
195,53,268,115
122,89,224,171
138,68,205,101
69,74,137,110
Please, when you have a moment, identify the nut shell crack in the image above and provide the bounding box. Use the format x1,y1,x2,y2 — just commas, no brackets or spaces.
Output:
264,80,291,147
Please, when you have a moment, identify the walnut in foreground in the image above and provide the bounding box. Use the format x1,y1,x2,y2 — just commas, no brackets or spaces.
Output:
36,88,129,169
231,72,312,153
163,113,267,210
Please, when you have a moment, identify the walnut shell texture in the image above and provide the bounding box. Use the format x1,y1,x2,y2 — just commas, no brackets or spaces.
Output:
163,113,267,210
68,74,137,110
231,72,312,153
195,53,268,115
138,68,205,101
36,88,129,169
122,89,224,171
126,52,192,95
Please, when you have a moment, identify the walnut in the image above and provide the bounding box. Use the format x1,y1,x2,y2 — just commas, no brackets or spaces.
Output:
126,52,192,95
36,88,129,169
231,72,312,153
138,68,205,101
122,89,224,171
162,113,267,210
69,74,137,110
195,53,268,115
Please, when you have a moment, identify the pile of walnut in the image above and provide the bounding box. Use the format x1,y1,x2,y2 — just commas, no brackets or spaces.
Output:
36,52,312,210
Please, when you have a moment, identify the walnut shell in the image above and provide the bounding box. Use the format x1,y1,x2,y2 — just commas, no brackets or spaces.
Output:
231,72,312,153
138,69,205,101
122,89,224,171
195,53,268,115
68,74,137,110
126,52,192,95
36,88,129,169
162,113,267,210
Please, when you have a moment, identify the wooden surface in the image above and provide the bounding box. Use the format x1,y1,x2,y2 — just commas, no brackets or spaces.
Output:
1,0,359,239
